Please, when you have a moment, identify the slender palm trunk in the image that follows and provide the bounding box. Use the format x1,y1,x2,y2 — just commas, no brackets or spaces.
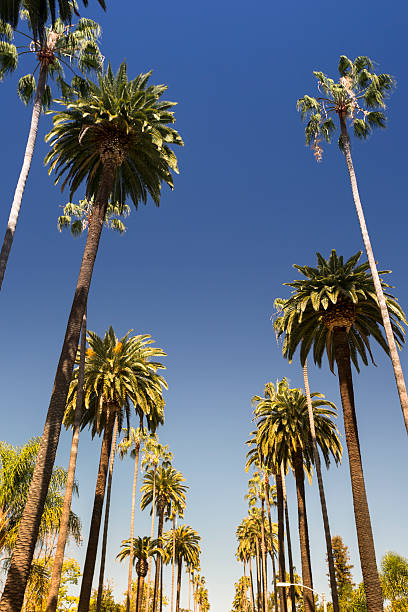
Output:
333,326,383,611
176,559,183,612
77,407,116,611
248,558,255,612
0,63,47,290
339,114,408,434
303,361,339,612
45,310,87,612
260,500,268,612
136,559,148,612
281,466,296,612
145,469,157,612
160,556,164,612
127,442,141,612
293,449,314,612
188,571,191,610
171,516,176,612
255,537,262,612
153,504,165,612
0,165,115,612
96,415,119,612
275,471,288,612
264,473,278,612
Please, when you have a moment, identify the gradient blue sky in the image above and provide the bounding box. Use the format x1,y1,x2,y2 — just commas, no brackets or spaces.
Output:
1,0,408,609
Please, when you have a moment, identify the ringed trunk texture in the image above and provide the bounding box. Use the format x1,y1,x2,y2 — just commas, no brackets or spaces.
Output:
264,473,278,612
171,516,176,612
96,415,119,612
333,326,383,611
0,63,47,290
293,449,315,612
45,311,87,612
77,409,116,612
275,471,288,612
281,466,296,612
176,559,182,612
144,469,156,612
260,500,268,612
255,538,262,612
248,557,255,612
303,361,339,612
126,442,141,612
136,575,144,612
0,167,114,612
153,503,165,612
339,114,408,435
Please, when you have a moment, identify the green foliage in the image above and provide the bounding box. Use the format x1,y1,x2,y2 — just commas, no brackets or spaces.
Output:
381,551,408,608
45,60,184,205
89,581,122,612
297,55,394,159
140,465,187,519
329,535,354,600
57,198,131,236
274,250,406,372
162,524,201,568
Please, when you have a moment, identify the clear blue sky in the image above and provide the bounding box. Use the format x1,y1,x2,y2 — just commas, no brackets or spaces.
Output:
1,0,408,609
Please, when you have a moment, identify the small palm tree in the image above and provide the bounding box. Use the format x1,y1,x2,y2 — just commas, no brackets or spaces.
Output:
253,379,342,612
274,250,407,611
162,526,201,612
57,197,131,236
297,55,408,434
118,536,160,612
1,60,182,612
0,14,103,289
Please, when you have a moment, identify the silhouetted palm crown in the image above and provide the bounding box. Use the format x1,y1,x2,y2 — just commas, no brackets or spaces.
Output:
140,465,187,518
274,250,406,372
45,61,183,204
162,525,200,567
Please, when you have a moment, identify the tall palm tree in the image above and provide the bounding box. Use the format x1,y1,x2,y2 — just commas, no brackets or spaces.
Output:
280,464,296,612
69,327,167,612
0,61,183,612
141,465,187,612
246,473,268,612
297,55,408,435
274,250,407,611
236,526,255,612
0,0,106,43
118,536,159,612
253,379,342,612
162,525,201,612
303,360,340,611
118,427,148,612
0,14,103,290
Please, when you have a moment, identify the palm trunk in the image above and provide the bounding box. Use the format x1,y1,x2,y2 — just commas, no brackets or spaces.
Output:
339,114,408,434
255,537,262,612
145,469,157,612
293,448,315,612
176,559,182,612
126,442,141,612
248,558,255,612
0,63,47,290
281,466,296,612
77,407,116,612
264,473,278,612
303,361,339,612
171,516,176,612
260,500,268,612
0,165,115,612
45,310,87,612
96,415,119,612
153,503,165,612
333,326,383,611
188,571,191,610
160,555,164,612
275,471,288,612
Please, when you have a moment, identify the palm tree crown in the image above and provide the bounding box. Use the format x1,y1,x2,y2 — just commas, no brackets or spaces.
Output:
274,250,406,372
45,60,184,203
140,465,187,519
162,525,201,568
297,55,394,160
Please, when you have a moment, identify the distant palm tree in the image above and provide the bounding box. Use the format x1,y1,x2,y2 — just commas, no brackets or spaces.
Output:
0,15,103,290
162,526,201,612
297,55,408,435
253,379,342,612
118,536,159,612
0,60,182,612
274,250,407,611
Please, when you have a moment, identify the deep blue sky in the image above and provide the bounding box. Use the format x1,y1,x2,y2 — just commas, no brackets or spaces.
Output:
1,0,408,609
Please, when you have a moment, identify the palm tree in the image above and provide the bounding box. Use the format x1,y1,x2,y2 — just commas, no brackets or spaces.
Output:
118,537,159,612
297,55,408,435
118,427,148,612
246,473,268,612
274,250,407,611
0,61,183,612
141,465,187,612
0,438,81,556
253,379,342,612
0,14,103,290
0,0,106,43
236,526,255,612
280,464,296,612
57,197,131,236
162,525,201,612
68,327,167,612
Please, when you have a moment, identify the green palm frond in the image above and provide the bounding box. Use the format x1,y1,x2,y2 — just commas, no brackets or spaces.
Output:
0,40,17,76
140,465,187,518
17,73,36,104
